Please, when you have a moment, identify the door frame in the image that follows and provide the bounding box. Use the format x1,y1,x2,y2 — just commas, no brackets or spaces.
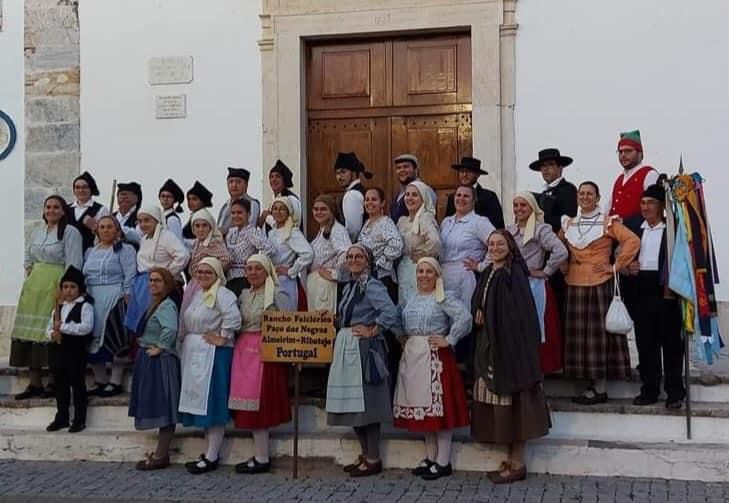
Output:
259,0,518,225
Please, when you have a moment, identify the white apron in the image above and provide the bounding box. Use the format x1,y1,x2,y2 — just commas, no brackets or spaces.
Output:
529,277,547,343
442,261,477,305
178,333,216,416
325,328,365,414
393,337,432,408
306,270,337,312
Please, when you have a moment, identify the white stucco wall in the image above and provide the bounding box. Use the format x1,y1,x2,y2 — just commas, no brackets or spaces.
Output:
514,0,729,299
79,0,262,219
0,0,25,305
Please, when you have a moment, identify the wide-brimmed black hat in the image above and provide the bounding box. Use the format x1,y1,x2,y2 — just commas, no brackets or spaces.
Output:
117,182,142,205
60,265,86,293
270,159,293,188
187,181,213,208
451,156,487,175
529,148,573,171
227,167,250,182
73,171,100,196
334,152,373,179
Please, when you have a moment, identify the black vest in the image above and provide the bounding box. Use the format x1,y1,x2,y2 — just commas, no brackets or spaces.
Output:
59,298,93,337
165,212,181,227
71,201,103,252
182,220,194,239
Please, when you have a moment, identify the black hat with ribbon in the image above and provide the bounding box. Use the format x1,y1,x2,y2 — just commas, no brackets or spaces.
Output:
73,171,100,196
159,178,185,213
528,148,573,171
451,156,488,175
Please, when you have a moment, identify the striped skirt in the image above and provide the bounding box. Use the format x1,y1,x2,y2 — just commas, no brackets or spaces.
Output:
564,279,631,380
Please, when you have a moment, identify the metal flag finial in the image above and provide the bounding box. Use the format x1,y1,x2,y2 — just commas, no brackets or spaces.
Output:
678,155,685,175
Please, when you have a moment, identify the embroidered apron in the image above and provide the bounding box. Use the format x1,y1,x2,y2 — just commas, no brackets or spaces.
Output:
178,333,216,416
228,331,265,411
325,328,365,413
393,337,444,420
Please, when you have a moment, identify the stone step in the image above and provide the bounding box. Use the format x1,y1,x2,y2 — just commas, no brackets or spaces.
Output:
1,394,724,444
1,426,728,482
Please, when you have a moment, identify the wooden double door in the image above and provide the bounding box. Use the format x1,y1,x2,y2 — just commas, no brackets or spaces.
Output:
305,33,472,235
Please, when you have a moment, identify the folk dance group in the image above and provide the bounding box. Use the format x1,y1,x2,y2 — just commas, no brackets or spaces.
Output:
9,128,684,484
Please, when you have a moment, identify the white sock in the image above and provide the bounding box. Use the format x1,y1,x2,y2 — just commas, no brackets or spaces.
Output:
252,429,270,463
424,432,437,461
110,359,126,386
90,363,109,384
436,430,453,467
204,425,225,463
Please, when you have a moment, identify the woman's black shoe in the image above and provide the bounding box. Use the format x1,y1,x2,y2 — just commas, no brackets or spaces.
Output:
235,457,271,474
572,388,608,405
87,382,107,397
411,458,434,476
15,386,44,400
421,462,453,480
97,383,123,397
40,383,56,399
186,455,219,474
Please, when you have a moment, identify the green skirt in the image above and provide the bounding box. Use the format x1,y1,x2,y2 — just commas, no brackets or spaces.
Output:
11,263,64,344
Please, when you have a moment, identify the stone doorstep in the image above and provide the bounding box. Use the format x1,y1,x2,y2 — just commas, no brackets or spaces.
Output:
2,429,729,482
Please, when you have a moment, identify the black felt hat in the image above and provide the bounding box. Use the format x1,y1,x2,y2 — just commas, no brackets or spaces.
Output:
186,181,213,208
117,182,142,206
73,171,100,196
60,265,86,293
159,178,185,213
528,148,573,171
451,156,487,175
334,152,373,179
270,159,294,188
227,167,250,182
642,183,666,202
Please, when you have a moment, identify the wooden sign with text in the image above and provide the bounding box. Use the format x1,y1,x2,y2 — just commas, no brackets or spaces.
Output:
261,311,335,363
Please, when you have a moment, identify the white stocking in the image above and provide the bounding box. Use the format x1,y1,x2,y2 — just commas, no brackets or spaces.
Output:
252,429,270,463
424,432,438,461
436,430,453,467
204,425,225,462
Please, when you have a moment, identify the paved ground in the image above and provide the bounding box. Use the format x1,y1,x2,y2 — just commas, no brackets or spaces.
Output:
0,459,727,502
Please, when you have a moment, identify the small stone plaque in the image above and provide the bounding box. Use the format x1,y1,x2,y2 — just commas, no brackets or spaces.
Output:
148,56,193,85
155,95,187,119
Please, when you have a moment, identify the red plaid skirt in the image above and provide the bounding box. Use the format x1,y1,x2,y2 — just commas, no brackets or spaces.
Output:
564,280,631,380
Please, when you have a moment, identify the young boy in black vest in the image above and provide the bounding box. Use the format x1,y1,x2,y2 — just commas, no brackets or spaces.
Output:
46,266,94,432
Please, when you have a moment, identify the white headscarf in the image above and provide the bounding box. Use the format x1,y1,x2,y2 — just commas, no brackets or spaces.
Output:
191,208,224,247
272,196,295,241
138,205,165,253
247,253,278,308
198,256,226,308
513,191,544,244
416,257,445,303
407,181,435,236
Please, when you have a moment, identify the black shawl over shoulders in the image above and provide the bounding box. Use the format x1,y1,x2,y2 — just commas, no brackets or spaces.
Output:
471,262,542,395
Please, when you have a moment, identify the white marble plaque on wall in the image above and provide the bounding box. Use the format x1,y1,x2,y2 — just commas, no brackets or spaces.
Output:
148,56,193,85
155,95,187,119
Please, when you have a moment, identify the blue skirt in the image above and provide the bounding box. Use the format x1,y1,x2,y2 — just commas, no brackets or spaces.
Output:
124,273,150,334
179,346,233,428
128,348,181,430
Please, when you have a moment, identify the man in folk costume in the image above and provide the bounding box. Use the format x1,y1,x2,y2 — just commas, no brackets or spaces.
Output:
184,181,214,240
608,130,658,225
158,178,185,241
69,171,110,252
334,152,372,241
389,154,437,223
621,183,685,409
114,181,143,245
445,157,505,229
218,167,260,235
529,148,578,322
258,160,303,231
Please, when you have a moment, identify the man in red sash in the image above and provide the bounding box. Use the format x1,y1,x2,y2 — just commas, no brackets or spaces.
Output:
607,130,658,226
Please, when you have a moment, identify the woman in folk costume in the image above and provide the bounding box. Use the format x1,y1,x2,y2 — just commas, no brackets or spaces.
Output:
128,267,180,471
183,181,213,241
393,258,470,480
326,243,401,477
178,257,241,474
560,182,640,404
229,254,292,474
158,179,185,241
68,171,110,253
396,182,441,305
225,198,276,298
357,187,404,302
268,196,314,311
471,229,551,484
11,195,83,400
481,192,568,374
184,208,232,292
84,216,137,397
124,206,189,336
307,194,351,312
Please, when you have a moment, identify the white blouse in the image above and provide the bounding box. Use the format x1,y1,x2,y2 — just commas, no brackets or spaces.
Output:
268,226,314,279
179,287,241,347
137,228,190,278
310,222,351,280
